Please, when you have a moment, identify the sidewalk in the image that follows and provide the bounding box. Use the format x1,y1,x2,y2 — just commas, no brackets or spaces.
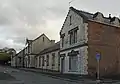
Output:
19,68,89,81
18,68,120,83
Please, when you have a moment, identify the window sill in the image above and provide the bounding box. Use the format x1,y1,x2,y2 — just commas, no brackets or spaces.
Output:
68,70,78,72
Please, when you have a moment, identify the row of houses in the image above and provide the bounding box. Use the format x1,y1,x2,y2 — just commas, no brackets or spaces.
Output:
11,6,120,76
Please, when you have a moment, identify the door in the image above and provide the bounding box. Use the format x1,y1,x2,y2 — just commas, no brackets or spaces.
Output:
61,57,65,73
35,57,37,68
71,56,77,71
69,56,77,71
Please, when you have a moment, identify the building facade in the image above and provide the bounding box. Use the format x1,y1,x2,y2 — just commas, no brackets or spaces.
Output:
15,49,25,67
60,7,88,75
36,42,60,71
60,7,120,76
10,49,16,67
24,34,55,68
87,20,120,76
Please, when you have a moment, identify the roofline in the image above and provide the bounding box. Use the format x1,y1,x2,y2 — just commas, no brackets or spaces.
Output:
36,42,60,56
37,48,60,57
88,19,120,28
60,9,70,35
60,6,89,34
33,33,51,42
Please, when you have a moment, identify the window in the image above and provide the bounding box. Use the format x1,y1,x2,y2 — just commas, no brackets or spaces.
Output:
42,56,45,66
52,53,55,66
39,57,41,67
69,56,71,70
69,27,78,45
70,15,72,25
70,32,73,44
43,37,44,42
60,33,65,47
69,56,77,71
28,56,30,65
19,57,21,64
46,55,49,66
74,30,77,43
61,37,64,47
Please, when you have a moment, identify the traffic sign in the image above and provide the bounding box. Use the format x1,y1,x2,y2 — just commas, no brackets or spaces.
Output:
96,53,101,60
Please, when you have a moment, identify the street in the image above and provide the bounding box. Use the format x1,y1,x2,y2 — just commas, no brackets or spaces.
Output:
0,66,119,84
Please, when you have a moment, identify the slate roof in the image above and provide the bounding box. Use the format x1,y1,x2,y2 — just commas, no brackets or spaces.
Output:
38,41,60,55
70,7,118,24
70,7,93,22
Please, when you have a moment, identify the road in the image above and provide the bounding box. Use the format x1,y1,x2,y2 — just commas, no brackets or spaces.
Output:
0,66,120,84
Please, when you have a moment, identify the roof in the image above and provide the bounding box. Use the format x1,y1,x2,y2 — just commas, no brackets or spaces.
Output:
38,41,60,55
60,6,118,35
26,34,53,46
33,33,51,42
70,7,119,24
70,7,93,22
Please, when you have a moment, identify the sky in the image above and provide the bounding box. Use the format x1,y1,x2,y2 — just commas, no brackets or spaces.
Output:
0,0,120,52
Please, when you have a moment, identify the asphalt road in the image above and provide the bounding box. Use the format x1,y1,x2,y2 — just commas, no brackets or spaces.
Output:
0,66,120,84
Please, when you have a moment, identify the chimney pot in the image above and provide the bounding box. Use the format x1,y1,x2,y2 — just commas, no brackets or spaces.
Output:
109,14,111,19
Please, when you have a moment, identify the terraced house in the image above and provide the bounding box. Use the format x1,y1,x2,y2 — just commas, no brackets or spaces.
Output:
36,42,60,71
24,34,55,68
60,7,120,76
16,49,25,67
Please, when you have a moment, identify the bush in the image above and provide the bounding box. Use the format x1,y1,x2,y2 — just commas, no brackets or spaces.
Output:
0,52,11,61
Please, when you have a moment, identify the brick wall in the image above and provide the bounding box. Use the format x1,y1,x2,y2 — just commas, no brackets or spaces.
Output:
87,20,120,76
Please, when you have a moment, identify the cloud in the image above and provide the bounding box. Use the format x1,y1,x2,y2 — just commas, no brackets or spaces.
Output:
0,0,119,52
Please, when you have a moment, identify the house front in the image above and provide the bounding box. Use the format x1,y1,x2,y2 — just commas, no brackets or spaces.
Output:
25,34,55,68
87,19,120,76
10,49,16,67
60,6,120,76
15,48,25,68
59,7,88,75
36,42,60,71
11,56,17,67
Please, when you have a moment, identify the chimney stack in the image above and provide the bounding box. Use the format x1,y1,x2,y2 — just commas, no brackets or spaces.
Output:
109,14,111,19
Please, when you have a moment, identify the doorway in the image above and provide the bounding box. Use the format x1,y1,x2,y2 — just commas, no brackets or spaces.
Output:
61,57,65,73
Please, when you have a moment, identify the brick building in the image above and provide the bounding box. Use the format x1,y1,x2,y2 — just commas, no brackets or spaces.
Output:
88,20,120,76
60,6,120,76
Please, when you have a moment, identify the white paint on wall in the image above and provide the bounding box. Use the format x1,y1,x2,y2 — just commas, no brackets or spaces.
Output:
11,56,16,67
36,50,60,71
60,9,86,50
60,7,89,75
60,46,88,75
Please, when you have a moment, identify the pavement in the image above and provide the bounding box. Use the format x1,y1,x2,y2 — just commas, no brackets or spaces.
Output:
0,66,120,84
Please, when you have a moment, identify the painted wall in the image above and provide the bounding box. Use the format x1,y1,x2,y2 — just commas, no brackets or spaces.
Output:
11,51,17,67
59,8,88,75
31,34,55,54
60,9,87,50
60,46,88,75
24,34,55,68
37,50,60,71
11,56,16,67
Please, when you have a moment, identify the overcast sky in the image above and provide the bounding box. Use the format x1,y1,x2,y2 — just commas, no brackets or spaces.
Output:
0,0,120,51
